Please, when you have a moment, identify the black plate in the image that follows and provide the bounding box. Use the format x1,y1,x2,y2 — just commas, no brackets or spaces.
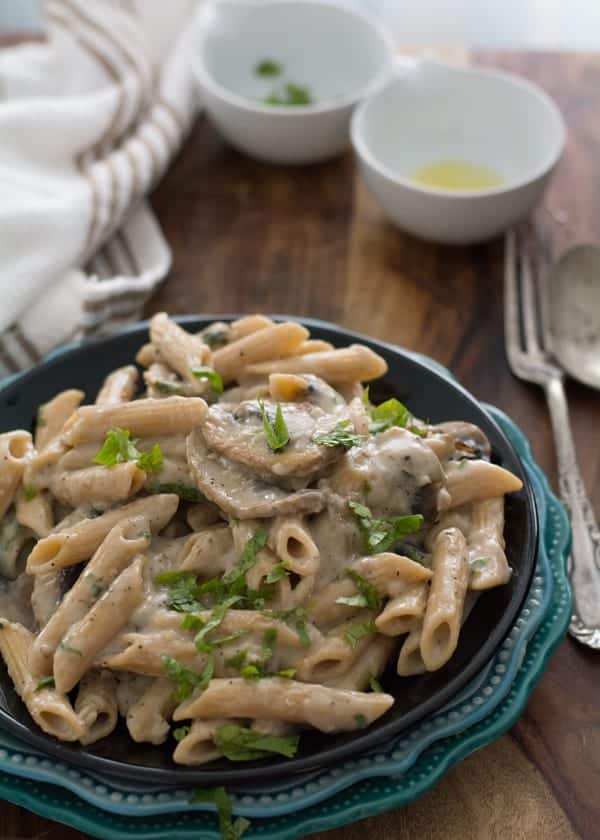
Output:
0,316,537,785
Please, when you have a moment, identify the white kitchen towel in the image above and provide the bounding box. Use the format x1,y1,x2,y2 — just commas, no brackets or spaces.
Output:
0,0,199,377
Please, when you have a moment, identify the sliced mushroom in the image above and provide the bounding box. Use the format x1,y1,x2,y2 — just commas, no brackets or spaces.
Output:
200,399,348,480
429,421,492,460
320,427,444,521
187,429,325,520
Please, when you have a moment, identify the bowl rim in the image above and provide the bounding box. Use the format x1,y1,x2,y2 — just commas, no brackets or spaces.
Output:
191,0,396,117
350,58,567,198
0,315,538,786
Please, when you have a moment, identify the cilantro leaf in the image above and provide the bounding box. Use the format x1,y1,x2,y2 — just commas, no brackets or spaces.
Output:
136,443,163,473
470,556,489,572
354,714,368,729
93,427,163,473
155,572,202,613
312,420,365,449
349,500,423,554
200,325,230,349
35,676,55,692
191,367,224,395
369,675,383,693
173,725,190,742
93,427,139,466
191,787,250,840
222,528,268,594
148,481,205,501
23,483,38,502
161,652,214,702
258,401,289,451
369,398,410,434
214,724,300,761
255,58,282,77
192,596,241,652
265,561,290,584
261,607,310,647
345,619,377,649
225,650,248,670
59,641,82,656
335,569,381,610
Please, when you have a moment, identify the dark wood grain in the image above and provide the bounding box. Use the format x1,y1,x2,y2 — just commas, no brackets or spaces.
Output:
2,49,600,840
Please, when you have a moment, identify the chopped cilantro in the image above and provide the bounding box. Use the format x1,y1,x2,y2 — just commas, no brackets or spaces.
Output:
35,676,55,692
349,500,423,554
258,401,289,451
265,560,290,584
191,367,224,395
201,325,229,349
161,652,214,702
192,596,241,652
222,528,267,594
23,483,38,502
265,83,312,106
240,664,262,680
155,571,201,613
368,397,410,434
59,641,82,656
85,573,104,598
369,675,383,693
225,650,248,670
154,380,187,396
470,557,489,572
191,787,250,840
93,428,162,473
148,482,204,501
214,724,299,761
335,569,381,610
354,714,368,729
261,607,310,647
345,619,377,649
173,725,191,742
312,420,365,449
255,59,282,77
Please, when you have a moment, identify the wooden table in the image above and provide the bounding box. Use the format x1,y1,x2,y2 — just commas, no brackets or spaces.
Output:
2,49,599,840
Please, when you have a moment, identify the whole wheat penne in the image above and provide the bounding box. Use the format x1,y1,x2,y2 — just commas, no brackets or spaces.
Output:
375,583,429,636
269,516,320,576
228,314,274,340
445,460,523,508
126,677,177,745
61,397,208,446
30,517,150,677
0,431,33,518
0,512,31,580
49,463,146,508
53,555,146,693
15,488,53,537
353,553,433,596
144,363,194,399
0,619,83,741
212,322,309,383
173,718,234,765
178,526,236,575
244,345,388,384
420,528,469,671
294,621,373,684
75,670,119,745
35,389,84,449
95,366,139,405
185,501,223,531
396,620,426,676
173,678,394,733
26,494,178,575
296,340,335,355
330,635,396,690
467,497,512,590
149,313,211,394
31,572,62,628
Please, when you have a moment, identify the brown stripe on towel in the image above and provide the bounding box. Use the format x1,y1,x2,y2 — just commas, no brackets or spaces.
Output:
0,339,21,375
11,323,41,364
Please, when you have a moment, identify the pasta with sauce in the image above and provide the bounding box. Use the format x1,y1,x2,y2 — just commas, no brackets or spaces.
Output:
0,314,522,762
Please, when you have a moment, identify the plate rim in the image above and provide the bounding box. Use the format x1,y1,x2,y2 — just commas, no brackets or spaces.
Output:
0,316,538,785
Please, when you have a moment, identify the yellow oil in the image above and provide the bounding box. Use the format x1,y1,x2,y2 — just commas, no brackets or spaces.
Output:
410,160,504,191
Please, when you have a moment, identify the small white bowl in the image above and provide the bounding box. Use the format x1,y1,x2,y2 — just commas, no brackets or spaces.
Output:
351,59,566,244
191,0,395,165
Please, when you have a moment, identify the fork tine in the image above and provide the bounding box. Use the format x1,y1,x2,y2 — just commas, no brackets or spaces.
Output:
503,230,523,370
519,231,542,355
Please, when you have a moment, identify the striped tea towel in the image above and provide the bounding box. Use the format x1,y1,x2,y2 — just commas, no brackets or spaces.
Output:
0,0,199,378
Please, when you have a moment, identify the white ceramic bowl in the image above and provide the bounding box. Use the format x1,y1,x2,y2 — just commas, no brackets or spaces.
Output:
191,0,395,165
351,59,566,244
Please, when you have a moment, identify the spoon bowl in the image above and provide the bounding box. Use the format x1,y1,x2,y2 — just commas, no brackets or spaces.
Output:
545,245,600,389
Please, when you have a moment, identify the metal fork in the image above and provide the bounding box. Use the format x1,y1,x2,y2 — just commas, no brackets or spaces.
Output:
504,228,600,649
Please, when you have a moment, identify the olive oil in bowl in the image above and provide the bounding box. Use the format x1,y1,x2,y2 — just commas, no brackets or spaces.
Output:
410,160,504,191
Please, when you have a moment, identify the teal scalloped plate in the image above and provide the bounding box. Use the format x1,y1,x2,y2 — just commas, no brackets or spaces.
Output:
0,398,572,839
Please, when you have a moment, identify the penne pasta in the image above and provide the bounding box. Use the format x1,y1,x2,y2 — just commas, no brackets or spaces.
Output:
467,497,512,590
0,431,33,518
446,460,523,508
35,389,85,450
49,463,146,508
173,718,231,766
126,677,177,745
212,322,309,383
15,488,53,538
420,528,469,671
53,555,146,693
149,312,211,395
396,620,426,676
244,344,388,384
95,366,139,406
76,670,119,745
269,516,320,577
375,582,429,637
173,677,394,733
26,494,178,575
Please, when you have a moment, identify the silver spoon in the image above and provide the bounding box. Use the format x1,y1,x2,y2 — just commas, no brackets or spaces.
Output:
543,244,600,648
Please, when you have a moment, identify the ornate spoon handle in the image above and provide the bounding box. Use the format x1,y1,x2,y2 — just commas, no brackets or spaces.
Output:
545,375,600,648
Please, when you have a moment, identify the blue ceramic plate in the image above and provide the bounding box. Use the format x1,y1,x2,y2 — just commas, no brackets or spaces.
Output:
0,369,571,838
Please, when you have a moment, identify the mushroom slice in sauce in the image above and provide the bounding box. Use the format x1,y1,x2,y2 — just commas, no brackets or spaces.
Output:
200,398,348,480
320,427,445,521
429,421,492,460
187,428,325,520
268,374,346,413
